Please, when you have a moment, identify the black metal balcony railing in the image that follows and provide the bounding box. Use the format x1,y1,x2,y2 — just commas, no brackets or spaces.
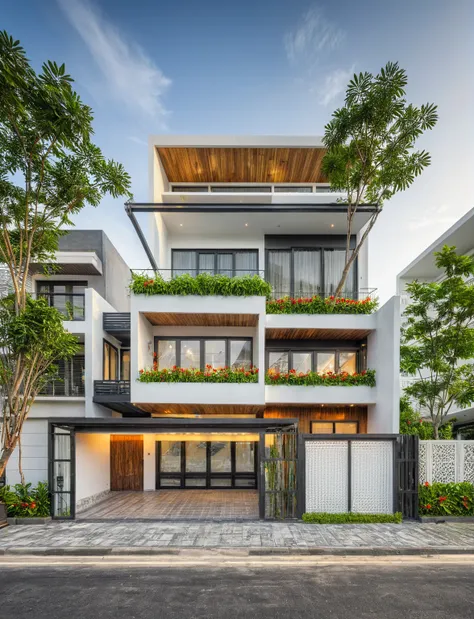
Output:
38,357,85,397
131,270,377,301
94,380,131,398
37,292,85,321
103,313,131,332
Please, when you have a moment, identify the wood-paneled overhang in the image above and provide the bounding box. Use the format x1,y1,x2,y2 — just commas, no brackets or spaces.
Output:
266,328,372,341
264,405,368,434
136,403,265,416
144,312,259,327
157,147,328,184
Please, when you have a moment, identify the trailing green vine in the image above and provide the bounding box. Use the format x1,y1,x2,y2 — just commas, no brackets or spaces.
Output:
265,369,376,386
138,365,259,383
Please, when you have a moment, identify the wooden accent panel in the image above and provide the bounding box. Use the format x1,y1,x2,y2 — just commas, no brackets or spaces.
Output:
144,312,258,327
266,328,372,341
157,147,327,183
136,403,264,416
110,435,144,491
264,406,367,434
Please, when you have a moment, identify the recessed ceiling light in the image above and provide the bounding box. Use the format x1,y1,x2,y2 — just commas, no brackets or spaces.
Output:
330,224,335,228
244,223,248,227
179,223,183,227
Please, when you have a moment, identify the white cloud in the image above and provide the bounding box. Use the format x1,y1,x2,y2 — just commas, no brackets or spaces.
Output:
58,0,171,121
128,136,148,146
284,6,345,65
317,66,354,106
407,204,456,232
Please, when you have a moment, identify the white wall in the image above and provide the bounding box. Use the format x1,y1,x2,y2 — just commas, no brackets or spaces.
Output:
367,296,401,433
75,433,110,502
6,419,48,486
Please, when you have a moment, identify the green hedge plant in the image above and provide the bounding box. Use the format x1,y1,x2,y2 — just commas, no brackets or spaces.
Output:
265,369,376,387
130,272,272,297
400,396,453,439
302,512,402,524
138,365,259,384
419,482,474,517
266,295,378,315
0,481,50,517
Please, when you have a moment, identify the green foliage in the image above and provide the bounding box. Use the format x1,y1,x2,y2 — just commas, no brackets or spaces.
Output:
266,369,376,387
401,246,474,438
302,512,402,524
321,62,437,297
399,396,453,439
138,366,259,383
419,482,474,517
266,295,378,315
0,481,50,517
130,272,272,297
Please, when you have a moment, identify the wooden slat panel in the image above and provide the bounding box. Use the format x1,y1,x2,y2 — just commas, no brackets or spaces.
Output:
264,406,368,434
157,147,327,183
110,435,144,491
144,312,258,327
136,403,264,416
266,328,372,340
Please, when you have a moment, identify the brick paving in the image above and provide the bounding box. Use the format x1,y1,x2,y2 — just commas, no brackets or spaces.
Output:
1,520,474,551
77,490,259,521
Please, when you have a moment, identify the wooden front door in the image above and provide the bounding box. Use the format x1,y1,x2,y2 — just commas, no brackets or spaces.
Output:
110,435,144,491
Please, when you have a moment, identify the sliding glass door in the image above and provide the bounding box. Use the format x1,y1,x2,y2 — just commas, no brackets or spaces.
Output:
156,440,257,489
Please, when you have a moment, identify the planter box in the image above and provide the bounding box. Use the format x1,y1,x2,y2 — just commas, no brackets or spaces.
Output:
0,502,7,526
420,516,474,523
7,516,52,525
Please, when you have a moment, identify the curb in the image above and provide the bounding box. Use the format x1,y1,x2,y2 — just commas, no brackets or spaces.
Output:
1,546,474,557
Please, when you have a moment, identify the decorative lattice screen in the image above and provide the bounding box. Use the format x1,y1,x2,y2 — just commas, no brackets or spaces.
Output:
305,439,394,514
419,441,474,484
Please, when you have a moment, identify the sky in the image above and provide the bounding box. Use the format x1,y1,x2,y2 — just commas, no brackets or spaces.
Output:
3,0,474,302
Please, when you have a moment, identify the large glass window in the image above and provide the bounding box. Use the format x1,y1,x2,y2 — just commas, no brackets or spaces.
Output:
311,421,359,434
267,251,291,298
339,351,357,374
205,340,226,369
157,340,176,369
293,250,322,297
266,349,362,375
39,348,85,396
292,352,312,374
180,341,201,369
324,249,355,297
103,341,118,380
172,250,258,277
120,350,130,380
316,352,336,374
37,281,87,320
268,351,289,374
230,340,252,370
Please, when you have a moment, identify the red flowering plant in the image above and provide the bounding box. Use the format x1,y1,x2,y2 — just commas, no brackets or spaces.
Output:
138,364,259,384
418,481,474,516
266,295,378,315
0,482,50,518
265,368,376,387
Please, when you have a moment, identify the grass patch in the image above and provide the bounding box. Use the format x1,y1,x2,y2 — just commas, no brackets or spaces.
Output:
302,512,402,524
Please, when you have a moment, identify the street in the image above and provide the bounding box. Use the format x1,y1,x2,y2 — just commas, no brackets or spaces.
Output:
1,557,474,619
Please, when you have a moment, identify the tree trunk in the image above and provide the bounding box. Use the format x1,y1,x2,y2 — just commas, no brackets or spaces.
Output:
18,436,25,486
433,423,440,440
0,446,15,480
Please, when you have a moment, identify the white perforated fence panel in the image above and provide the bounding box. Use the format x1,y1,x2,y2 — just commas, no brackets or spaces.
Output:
351,441,393,514
305,441,348,513
305,440,394,514
419,441,474,484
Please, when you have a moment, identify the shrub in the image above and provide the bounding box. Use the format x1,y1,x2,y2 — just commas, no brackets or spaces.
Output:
0,481,50,517
266,295,378,314
419,482,474,517
138,365,259,383
302,512,402,524
400,396,453,439
265,369,376,387
130,272,272,297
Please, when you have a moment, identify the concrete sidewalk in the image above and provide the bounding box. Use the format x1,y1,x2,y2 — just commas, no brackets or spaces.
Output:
1,520,474,555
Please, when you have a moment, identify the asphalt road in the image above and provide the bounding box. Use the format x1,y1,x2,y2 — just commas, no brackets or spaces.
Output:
1,561,474,619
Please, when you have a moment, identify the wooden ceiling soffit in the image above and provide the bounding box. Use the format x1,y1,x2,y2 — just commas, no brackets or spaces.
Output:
144,312,258,327
265,328,372,340
135,403,265,416
157,147,327,183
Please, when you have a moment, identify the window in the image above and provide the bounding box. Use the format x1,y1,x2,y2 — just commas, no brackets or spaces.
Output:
266,247,357,298
120,350,130,381
311,421,359,434
171,186,208,192
37,281,87,320
155,337,253,371
266,349,362,374
210,186,271,193
39,349,85,396
172,250,258,277
103,341,118,380
274,186,313,193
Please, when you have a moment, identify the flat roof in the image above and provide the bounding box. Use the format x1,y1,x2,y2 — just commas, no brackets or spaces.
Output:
149,135,325,148
398,206,474,281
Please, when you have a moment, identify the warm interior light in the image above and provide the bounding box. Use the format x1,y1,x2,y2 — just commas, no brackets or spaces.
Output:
330,224,335,228
179,223,183,227
244,223,248,227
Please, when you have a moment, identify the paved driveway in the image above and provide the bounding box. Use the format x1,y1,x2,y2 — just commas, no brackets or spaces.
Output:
1,520,474,551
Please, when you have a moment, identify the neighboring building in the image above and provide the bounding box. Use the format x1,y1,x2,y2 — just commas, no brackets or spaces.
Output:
397,206,474,432
5,136,401,519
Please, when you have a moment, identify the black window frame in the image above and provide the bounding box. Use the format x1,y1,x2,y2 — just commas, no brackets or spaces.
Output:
266,347,362,374
310,420,360,434
36,280,88,321
172,249,259,277
103,339,119,381
155,336,253,370
265,247,358,298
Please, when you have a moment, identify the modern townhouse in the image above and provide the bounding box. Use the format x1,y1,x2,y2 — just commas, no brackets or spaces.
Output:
397,206,474,435
4,136,402,520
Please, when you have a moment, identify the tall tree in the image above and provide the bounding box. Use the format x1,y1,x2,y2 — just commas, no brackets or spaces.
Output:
400,246,474,439
322,62,438,298
0,32,131,478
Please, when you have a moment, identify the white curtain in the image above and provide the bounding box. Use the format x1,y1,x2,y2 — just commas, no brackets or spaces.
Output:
267,251,291,298
294,250,321,297
173,251,197,276
324,250,355,297
235,251,257,276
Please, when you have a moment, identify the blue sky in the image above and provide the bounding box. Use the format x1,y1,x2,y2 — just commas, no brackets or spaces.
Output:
3,0,474,301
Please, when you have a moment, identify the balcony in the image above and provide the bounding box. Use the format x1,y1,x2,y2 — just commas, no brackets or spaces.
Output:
94,380,131,401
36,292,85,321
265,385,377,406
38,357,85,397
103,313,130,345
